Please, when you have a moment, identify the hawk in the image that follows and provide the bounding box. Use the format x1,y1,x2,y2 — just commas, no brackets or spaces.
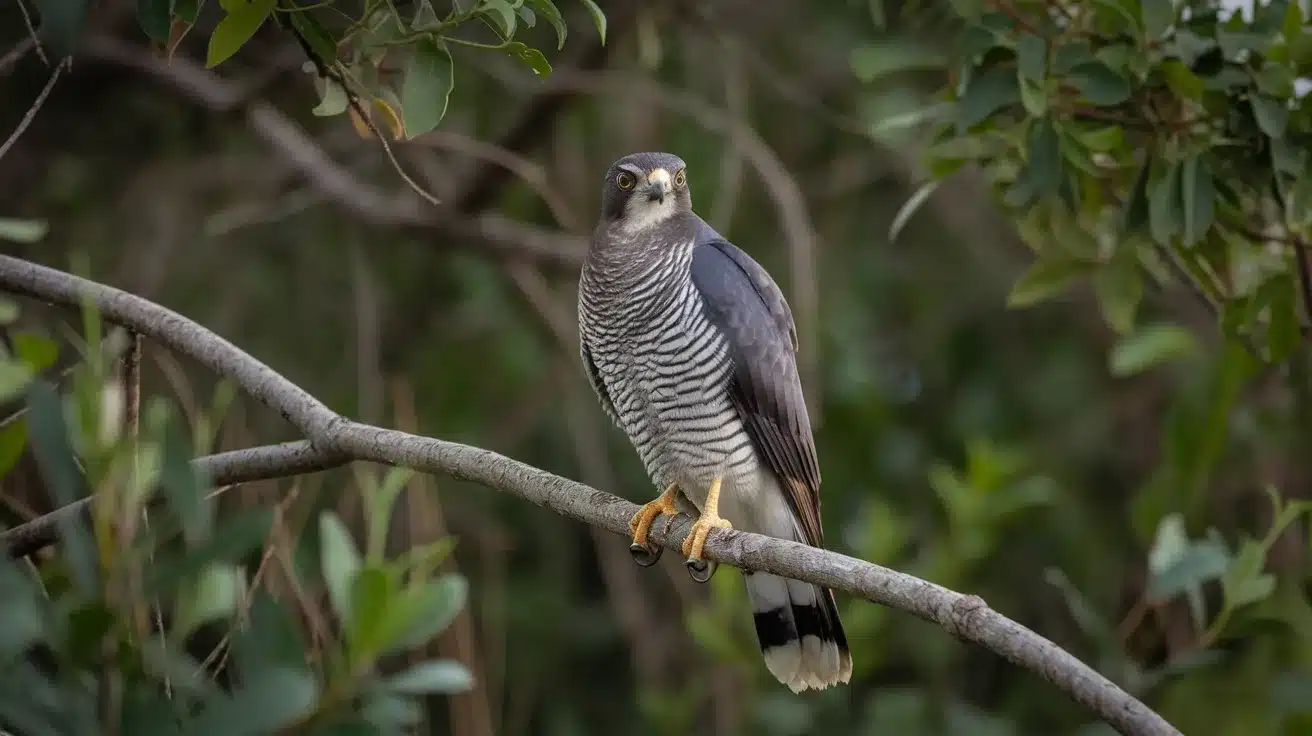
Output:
576,151,851,692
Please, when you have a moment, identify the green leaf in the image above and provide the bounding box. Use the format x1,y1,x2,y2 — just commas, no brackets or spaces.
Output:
346,566,396,662
188,667,318,736
172,563,245,641
1140,0,1174,40
385,575,468,654
13,332,59,374
505,41,552,77
1109,323,1200,376
1094,244,1142,333
1124,157,1152,234
382,660,474,694
527,0,566,49
577,0,606,44
160,414,213,544
0,417,27,480
25,381,97,594
0,218,49,244
1254,63,1295,98
1160,59,1204,101
956,67,1019,132
311,77,349,117
205,0,277,69
0,298,17,324
1019,78,1047,116
288,11,337,67
176,0,202,23
1181,154,1215,246
1148,538,1230,603
1222,539,1277,609
1016,33,1046,82
1075,125,1123,152
1266,275,1300,363
319,510,362,624
400,39,455,138
850,40,946,82
1068,62,1130,105
1252,95,1289,138
480,0,517,37
1026,117,1062,197
31,0,92,58
144,508,273,595
0,558,45,659
0,361,33,405
888,180,940,243
360,693,423,729
1149,161,1182,245
1007,258,1088,308
362,466,414,564
411,0,440,27
137,0,173,43
231,591,308,680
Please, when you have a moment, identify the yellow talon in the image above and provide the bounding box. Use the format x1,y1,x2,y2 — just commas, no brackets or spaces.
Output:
681,477,732,581
628,483,680,566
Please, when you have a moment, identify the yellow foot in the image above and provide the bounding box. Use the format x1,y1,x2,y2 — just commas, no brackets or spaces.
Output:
682,477,733,583
628,483,680,567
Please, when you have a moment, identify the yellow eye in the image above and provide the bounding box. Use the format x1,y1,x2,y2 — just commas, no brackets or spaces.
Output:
617,172,635,190
674,169,686,188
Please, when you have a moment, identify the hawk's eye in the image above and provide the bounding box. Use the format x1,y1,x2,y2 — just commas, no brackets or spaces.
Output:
674,169,686,188
616,172,636,190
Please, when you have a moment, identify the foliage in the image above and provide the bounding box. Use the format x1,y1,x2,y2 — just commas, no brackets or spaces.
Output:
8,0,1312,732
903,0,1312,366
27,0,606,140
851,0,1312,731
0,303,472,734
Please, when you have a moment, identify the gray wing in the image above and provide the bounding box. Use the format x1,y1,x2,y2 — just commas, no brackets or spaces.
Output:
689,232,825,546
580,338,620,427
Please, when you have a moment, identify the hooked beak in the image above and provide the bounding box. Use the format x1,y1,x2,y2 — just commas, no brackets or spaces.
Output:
646,168,672,203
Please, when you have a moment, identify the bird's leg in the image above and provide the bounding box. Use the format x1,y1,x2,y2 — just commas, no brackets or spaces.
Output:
628,483,681,567
682,476,733,583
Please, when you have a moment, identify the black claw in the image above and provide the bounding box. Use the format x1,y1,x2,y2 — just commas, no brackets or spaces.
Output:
629,542,663,567
685,557,716,583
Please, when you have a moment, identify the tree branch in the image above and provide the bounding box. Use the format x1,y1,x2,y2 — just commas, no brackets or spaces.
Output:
0,255,1180,736
4,440,346,558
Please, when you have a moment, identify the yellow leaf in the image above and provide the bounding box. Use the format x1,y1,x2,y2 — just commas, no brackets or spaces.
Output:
347,98,407,140
349,105,374,139
372,98,406,140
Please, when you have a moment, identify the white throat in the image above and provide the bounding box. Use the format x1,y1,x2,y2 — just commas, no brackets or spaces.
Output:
619,196,678,234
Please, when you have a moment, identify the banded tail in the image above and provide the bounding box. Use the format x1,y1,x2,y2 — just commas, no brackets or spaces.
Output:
742,514,851,692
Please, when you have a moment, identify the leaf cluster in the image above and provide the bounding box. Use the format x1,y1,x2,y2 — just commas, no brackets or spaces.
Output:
0,301,472,735
889,0,1312,368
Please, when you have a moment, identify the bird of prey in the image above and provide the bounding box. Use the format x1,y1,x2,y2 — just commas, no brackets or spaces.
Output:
576,151,851,692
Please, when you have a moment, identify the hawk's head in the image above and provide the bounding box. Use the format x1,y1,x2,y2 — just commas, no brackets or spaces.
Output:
599,152,691,232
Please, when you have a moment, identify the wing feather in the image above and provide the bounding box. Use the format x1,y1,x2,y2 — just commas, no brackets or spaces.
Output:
689,232,825,546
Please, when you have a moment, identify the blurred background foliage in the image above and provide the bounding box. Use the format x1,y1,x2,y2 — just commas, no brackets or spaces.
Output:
2,0,1312,732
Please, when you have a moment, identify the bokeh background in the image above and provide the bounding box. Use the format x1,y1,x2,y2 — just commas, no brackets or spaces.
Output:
2,0,1309,734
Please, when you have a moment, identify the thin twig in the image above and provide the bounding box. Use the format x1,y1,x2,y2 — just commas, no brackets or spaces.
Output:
0,59,65,163
0,255,1182,736
346,95,442,207
14,0,47,66
0,37,36,76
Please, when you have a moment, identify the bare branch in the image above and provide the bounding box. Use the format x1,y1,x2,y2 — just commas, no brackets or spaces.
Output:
14,0,47,66
0,254,1180,736
81,36,586,267
0,58,64,163
4,440,346,558
0,37,36,76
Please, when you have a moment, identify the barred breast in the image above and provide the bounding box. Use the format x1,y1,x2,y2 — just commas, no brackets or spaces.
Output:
578,241,760,500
